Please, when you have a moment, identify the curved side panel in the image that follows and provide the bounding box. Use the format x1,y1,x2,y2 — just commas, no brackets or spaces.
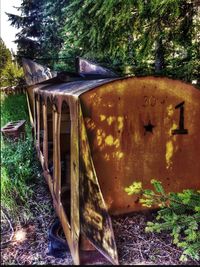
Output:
26,87,34,126
79,104,119,265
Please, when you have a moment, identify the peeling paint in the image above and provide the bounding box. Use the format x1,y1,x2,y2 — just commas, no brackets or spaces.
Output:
107,116,116,126
167,104,174,117
117,116,124,130
97,135,103,146
105,135,114,146
100,115,106,121
85,118,96,130
104,153,110,161
113,151,124,159
168,122,178,136
166,141,173,169
113,138,120,148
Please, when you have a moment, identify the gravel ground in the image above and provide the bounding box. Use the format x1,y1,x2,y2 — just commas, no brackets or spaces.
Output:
112,213,199,265
1,178,73,265
1,178,199,265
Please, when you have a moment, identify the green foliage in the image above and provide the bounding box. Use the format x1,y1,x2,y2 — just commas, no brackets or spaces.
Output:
1,94,40,221
1,94,30,135
1,61,24,87
0,38,12,75
125,179,200,262
6,0,200,83
0,38,23,87
1,139,40,217
62,0,200,81
125,181,142,195
6,0,67,68
6,0,45,60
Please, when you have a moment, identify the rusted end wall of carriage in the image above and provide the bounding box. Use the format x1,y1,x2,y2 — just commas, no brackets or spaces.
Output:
80,76,200,215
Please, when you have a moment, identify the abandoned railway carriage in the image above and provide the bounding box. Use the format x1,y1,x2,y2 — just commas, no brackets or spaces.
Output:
23,58,200,265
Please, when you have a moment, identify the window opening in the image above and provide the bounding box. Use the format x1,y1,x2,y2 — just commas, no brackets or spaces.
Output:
39,97,44,154
47,98,53,176
34,96,38,139
60,101,71,222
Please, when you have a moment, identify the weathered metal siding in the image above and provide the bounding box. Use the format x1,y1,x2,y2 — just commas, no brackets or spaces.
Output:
80,76,200,215
79,104,118,264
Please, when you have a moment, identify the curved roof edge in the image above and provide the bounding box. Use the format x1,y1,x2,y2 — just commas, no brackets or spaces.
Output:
32,75,200,97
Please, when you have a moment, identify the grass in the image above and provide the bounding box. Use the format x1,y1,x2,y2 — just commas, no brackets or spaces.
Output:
1,93,31,134
1,92,40,222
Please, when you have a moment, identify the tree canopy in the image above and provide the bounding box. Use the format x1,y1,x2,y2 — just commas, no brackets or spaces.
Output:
6,0,200,83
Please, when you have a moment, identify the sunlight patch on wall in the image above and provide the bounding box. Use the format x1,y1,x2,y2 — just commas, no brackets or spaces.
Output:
105,135,114,146
167,104,174,117
117,116,124,131
165,140,173,169
100,115,106,121
107,116,116,126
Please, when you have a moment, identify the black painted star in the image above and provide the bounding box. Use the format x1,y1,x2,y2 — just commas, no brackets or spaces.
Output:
144,120,155,134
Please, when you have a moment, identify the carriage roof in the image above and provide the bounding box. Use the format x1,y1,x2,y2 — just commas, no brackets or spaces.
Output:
33,78,119,97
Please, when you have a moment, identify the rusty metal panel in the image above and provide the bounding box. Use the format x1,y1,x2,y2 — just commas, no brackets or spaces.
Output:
80,77,200,215
22,58,57,86
26,89,34,126
1,120,26,140
77,57,118,77
79,103,119,265
22,57,117,87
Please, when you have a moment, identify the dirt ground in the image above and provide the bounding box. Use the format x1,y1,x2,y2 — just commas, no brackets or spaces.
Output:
1,178,199,266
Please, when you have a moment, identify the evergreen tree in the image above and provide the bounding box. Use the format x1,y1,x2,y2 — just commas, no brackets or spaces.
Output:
62,0,200,80
6,0,45,59
39,0,69,68
0,38,12,77
0,38,23,87
6,0,68,68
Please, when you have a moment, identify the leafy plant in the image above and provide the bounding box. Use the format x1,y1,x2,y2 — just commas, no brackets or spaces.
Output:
125,179,200,262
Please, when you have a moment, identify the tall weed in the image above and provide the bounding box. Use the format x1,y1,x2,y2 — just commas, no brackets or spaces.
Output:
1,93,40,221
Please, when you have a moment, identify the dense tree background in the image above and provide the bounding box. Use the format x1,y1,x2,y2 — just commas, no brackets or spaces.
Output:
6,0,200,84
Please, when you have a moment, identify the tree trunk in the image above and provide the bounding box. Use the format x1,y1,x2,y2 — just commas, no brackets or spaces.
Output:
155,37,165,74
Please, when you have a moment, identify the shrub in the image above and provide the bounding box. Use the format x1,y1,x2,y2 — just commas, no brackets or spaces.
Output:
125,179,200,262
